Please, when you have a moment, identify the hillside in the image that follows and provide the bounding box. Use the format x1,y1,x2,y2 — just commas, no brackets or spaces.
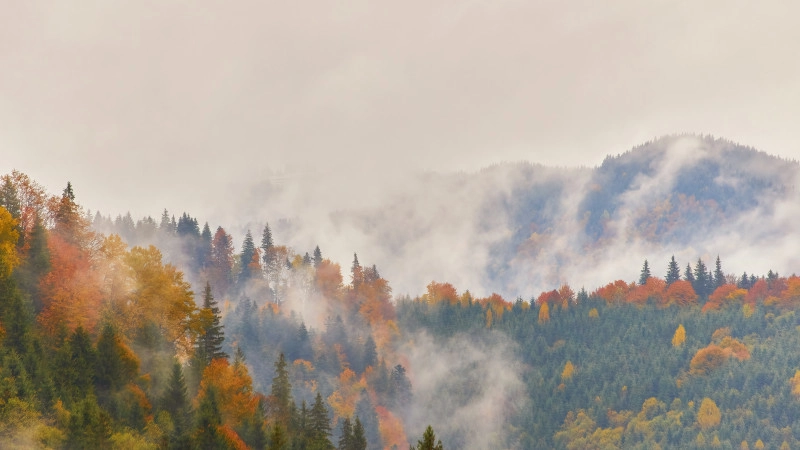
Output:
1,137,800,449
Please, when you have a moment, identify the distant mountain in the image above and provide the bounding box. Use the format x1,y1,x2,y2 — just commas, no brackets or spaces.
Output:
300,134,799,297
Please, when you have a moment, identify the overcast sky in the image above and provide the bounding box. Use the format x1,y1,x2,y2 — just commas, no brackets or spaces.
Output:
2,0,800,219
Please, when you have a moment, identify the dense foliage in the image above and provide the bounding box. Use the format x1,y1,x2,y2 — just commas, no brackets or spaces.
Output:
2,167,800,449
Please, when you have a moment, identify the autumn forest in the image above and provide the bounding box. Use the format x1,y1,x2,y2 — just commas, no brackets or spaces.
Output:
3,151,800,450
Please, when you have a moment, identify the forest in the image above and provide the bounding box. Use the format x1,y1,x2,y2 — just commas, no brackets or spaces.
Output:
2,168,800,449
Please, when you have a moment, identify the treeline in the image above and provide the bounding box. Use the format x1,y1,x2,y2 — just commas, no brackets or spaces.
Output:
399,256,800,448
0,172,440,449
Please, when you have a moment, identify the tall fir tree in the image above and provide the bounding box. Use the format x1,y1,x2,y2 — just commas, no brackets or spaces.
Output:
639,260,651,285
684,263,695,284
195,282,227,370
261,223,274,269
666,256,681,286
352,416,368,450
193,386,228,449
239,230,257,286
412,425,444,450
270,353,293,428
313,246,323,268
309,392,334,449
338,417,353,450
162,361,193,449
713,255,725,288
693,258,711,297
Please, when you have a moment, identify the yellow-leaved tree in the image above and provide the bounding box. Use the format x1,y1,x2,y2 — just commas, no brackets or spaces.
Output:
696,398,721,430
672,324,686,347
538,302,550,324
0,206,20,279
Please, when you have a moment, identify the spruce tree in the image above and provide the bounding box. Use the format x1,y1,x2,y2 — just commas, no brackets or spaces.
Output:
693,258,710,297
193,386,228,449
270,353,293,428
684,263,695,284
195,282,227,369
313,246,323,268
261,223,274,268
638,260,651,285
352,416,367,450
338,417,353,450
713,255,725,288
413,425,444,450
666,256,681,286
240,230,257,284
162,361,192,447
309,392,334,449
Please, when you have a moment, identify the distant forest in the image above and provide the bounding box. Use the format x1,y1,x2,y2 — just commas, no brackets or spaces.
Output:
3,163,800,449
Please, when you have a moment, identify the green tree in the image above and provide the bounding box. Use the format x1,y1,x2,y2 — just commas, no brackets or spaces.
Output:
352,416,368,450
693,258,711,297
684,263,695,285
162,361,193,448
639,259,651,285
338,417,353,450
193,386,229,449
666,256,681,285
309,392,334,449
261,223,274,271
313,246,323,268
713,255,725,288
239,229,257,285
194,282,227,370
412,425,443,450
268,423,288,450
0,177,21,221
95,324,139,393
65,394,112,450
270,353,293,428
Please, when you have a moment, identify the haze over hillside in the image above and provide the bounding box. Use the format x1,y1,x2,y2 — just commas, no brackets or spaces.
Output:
182,134,798,300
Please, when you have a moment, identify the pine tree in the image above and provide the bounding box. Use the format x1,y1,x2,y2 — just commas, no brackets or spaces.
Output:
412,425,444,450
163,361,193,448
195,282,227,369
261,223,274,269
268,423,288,450
351,253,363,292
197,222,213,271
693,258,711,297
684,263,695,284
389,364,412,410
363,335,378,371
352,416,367,450
309,392,334,449
714,255,725,288
739,272,750,289
303,252,312,266
66,394,112,449
639,260,651,285
95,324,138,392
239,230,257,285
355,393,382,450
666,256,681,286
338,417,354,450
270,353,293,428
313,246,323,268
193,386,228,449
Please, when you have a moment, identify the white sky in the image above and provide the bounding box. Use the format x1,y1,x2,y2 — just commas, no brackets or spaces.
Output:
2,0,800,219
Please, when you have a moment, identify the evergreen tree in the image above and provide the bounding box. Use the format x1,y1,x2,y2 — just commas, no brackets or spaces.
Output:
162,361,193,447
362,335,378,371
313,246,323,268
193,386,228,449
338,417,353,450
389,364,412,410
666,256,681,286
684,263,695,284
95,324,138,393
159,209,173,232
270,353,293,428
261,223,274,269
693,258,711,297
739,272,751,289
55,325,97,403
638,259,651,285
412,425,443,450
309,392,334,449
240,230,257,285
303,252,312,267
65,394,112,450
713,255,725,288
349,253,365,295
352,416,368,450
195,282,227,369
268,423,288,450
